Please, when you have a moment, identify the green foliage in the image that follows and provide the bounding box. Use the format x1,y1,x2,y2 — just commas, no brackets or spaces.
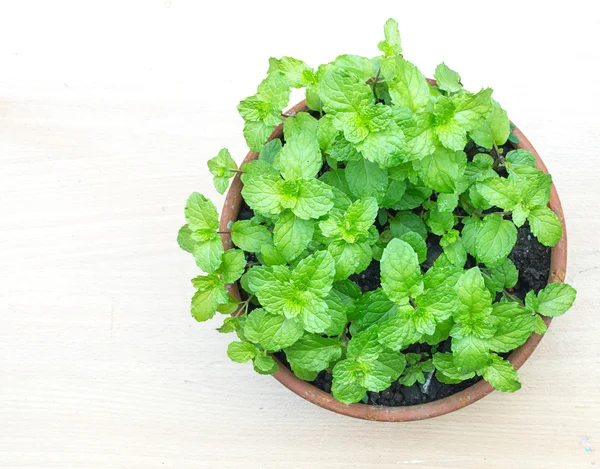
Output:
178,18,577,406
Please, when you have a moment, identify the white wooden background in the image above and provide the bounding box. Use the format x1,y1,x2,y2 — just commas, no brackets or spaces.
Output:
1,1,599,468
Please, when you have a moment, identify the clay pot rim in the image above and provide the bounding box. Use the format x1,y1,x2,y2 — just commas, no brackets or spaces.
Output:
218,96,568,422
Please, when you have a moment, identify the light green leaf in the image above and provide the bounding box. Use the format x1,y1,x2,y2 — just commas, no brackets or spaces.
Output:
268,56,314,88
377,18,402,56
331,360,367,404
381,238,423,304
293,250,336,297
345,158,389,203
231,219,272,253
488,302,535,353
377,306,422,350
481,354,521,392
192,236,224,274
177,225,195,253
273,210,314,262
279,122,322,181
476,177,520,210
241,174,284,215
190,278,228,322
244,308,304,351
390,211,427,239
482,258,518,294
292,178,334,220
218,249,246,283
434,63,462,93
258,139,282,164
536,283,577,317
185,192,219,232
285,335,343,372
388,57,430,112
253,355,279,375
356,289,397,332
474,214,517,267
469,100,510,149
328,240,373,280
454,267,493,322
243,120,276,152
227,341,257,363
452,333,490,372
432,352,476,383
399,231,427,264
527,206,562,247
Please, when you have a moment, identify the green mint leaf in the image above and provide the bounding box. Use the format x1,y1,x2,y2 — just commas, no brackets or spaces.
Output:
377,306,422,350
268,56,314,88
241,173,284,215
377,18,402,56
231,219,273,253
451,333,490,372
480,354,521,392
354,121,407,169
260,244,286,266
415,284,457,322
434,62,462,93
192,236,224,274
399,231,428,264
527,206,562,247
218,249,246,283
190,276,228,322
377,350,407,381
381,238,423,304
243,120,276,153
473,214,517,267
347,327,384,361
242,265,289,295
432,352,476,383
258,139,282,164
393,182,432,210
279,118,322,180
505,149,537,169
454,267,493,322
331,360,368,404
257,73,290,110
291,178,334,220
437,193,459,213
227,341,257,363
521,172,552,208
390,211,427,239
535,283,577,317
177,225,195,253
469,100,510,150
185,192,219,232
292,250,336,297
328,240,373,280
388,57,430,112
216,294,240,315
482,258,518,294
476,177,520,210
381,178,407,208
345,158,389,203
488,302,535,353
322,293,348,336
534,314,548,334
243,308,304,351
273,210,314,262
253,354,279,375
320,68,373,138
356,289,397,332
284,335,343,372
420,147,467,194
425,203,456,236
208,148,237,194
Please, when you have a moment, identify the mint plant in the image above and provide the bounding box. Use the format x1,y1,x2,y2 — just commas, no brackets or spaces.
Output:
178,19,577,405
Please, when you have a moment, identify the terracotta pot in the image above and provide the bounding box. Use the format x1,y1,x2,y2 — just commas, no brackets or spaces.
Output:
219,96,568,422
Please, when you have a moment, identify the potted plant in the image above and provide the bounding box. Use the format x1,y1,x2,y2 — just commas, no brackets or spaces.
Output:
177,19,577,421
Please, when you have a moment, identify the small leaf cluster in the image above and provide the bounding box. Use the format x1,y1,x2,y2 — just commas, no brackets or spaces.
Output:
178,19,577,405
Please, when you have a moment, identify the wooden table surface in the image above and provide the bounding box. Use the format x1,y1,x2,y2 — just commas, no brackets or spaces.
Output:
1,1,599,468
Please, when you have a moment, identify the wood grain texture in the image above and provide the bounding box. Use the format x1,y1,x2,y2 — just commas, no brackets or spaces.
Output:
1,1,599,468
